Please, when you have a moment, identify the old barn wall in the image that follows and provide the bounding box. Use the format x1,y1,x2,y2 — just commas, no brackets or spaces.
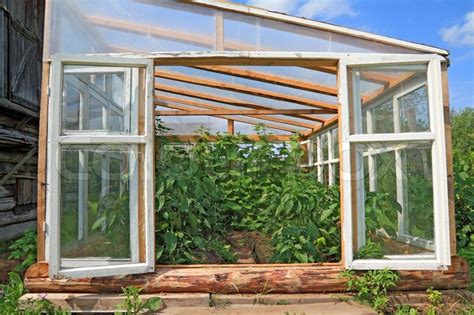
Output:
0,0,44,241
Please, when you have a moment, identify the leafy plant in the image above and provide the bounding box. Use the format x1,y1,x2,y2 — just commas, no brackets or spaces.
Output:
0,272,24,313
394,304,419,315
116,286,163,314
365,191,401,239
354,239,385,259
340,268,399,313
8,230,37,273
270,224,321,263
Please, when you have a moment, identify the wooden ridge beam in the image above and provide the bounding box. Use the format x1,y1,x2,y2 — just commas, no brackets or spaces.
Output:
192,65,338,97
155,70,339,111
155,108,329,116
155,86,326,124
155,98,313,130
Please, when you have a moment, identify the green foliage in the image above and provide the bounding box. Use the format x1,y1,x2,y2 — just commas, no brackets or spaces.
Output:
365,192,400,238
155,125,341,264
355,239,385,259
0,272,24,312
426,287,442,307
270,224,321,263
8,230,37,273
340,268,399,313
394,304,420,315
451,108,474,292
0,272,67,314
116,286,163,314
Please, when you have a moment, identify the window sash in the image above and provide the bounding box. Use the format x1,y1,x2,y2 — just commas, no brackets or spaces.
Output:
46,54,155,278
339,55,450,270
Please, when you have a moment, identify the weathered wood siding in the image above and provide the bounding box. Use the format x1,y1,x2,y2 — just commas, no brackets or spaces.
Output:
0,0,44,241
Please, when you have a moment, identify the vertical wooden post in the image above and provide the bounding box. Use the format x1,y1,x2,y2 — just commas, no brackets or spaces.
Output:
214,11,224,51
36,61,50,262
227,119,234,135
36,0,52,262
441,63,456,255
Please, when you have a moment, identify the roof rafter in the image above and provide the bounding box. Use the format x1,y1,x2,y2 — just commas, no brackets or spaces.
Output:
155,70,339,111
155,96,318,129
155,108,327,116
155,101,300,133
155,85,327,124
192,65,338,97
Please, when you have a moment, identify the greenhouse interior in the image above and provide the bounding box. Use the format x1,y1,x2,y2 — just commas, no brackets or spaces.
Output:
24,0,469,296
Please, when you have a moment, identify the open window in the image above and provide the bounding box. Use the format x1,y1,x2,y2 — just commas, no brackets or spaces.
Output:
46,55,155,278
339,55,450,270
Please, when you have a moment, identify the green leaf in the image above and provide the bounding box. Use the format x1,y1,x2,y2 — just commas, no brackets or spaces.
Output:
320,209,332,221
155,245,164,260
92,216,107,230
163,232,178,253
143,297,163,310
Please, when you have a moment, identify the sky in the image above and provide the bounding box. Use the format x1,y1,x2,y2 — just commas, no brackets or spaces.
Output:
231,0,474,110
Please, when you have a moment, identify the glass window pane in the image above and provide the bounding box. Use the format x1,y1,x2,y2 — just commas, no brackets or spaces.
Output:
354,142,434,258
59,144,138,266
321,133,328,161
312,138,318,163
300,142,309,165
331,128,339,158
350,64,429,134
62,66,136,133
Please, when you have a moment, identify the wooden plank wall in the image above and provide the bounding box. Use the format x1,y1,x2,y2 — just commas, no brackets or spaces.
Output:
0,0,45,241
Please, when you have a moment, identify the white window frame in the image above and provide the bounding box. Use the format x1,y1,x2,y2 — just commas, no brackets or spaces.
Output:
339,54,450,270
300,126,339,186
46,54,155,278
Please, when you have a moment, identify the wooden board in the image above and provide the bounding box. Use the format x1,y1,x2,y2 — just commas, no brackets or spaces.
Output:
24,256,470,294
441,64,456,255
36,61,49,261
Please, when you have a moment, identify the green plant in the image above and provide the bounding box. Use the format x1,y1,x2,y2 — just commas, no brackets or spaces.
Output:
394,304,419,315
365,192,401,239
116,286,163,314
8,230,37,273
340,268,399,313
0,272,24,313
354,239,385,259
270,224,321,263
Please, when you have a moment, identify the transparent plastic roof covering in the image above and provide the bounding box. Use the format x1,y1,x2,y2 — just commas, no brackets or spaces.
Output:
46,0,423,57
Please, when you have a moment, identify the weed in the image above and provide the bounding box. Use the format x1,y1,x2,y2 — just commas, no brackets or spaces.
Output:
116,286,163,314
8,230,37,273
340,268,399,313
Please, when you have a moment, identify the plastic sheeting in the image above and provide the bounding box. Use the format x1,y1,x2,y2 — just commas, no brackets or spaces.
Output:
46,0,420,57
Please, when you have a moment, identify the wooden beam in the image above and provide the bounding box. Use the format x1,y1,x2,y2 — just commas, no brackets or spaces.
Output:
37,61,50,261
155,108,330,116
193,65,338,97
155,70,339,111
24,257,470,294
155,95,318,129
227,119,234,135
303,65,337,75
160,134,294,142
155,86,326,124
155,100,307,131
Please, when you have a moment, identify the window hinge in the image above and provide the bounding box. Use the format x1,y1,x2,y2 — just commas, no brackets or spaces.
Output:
43,222,48,234
47,86,51,97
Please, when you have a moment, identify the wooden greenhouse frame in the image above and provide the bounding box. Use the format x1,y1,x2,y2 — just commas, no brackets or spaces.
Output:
25,0,469,302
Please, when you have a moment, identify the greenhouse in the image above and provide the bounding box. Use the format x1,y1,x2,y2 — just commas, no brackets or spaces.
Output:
25,0,469,302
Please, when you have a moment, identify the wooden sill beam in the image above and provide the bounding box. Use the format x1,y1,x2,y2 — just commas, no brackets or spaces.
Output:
192,65,338,97
155,108,329,116
155,94,321,129
24,257,471,294
155,86,327,124
155,70,339,111
155,99,312,130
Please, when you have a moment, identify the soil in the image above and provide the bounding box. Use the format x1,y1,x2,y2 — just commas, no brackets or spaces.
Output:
225,231,273,264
